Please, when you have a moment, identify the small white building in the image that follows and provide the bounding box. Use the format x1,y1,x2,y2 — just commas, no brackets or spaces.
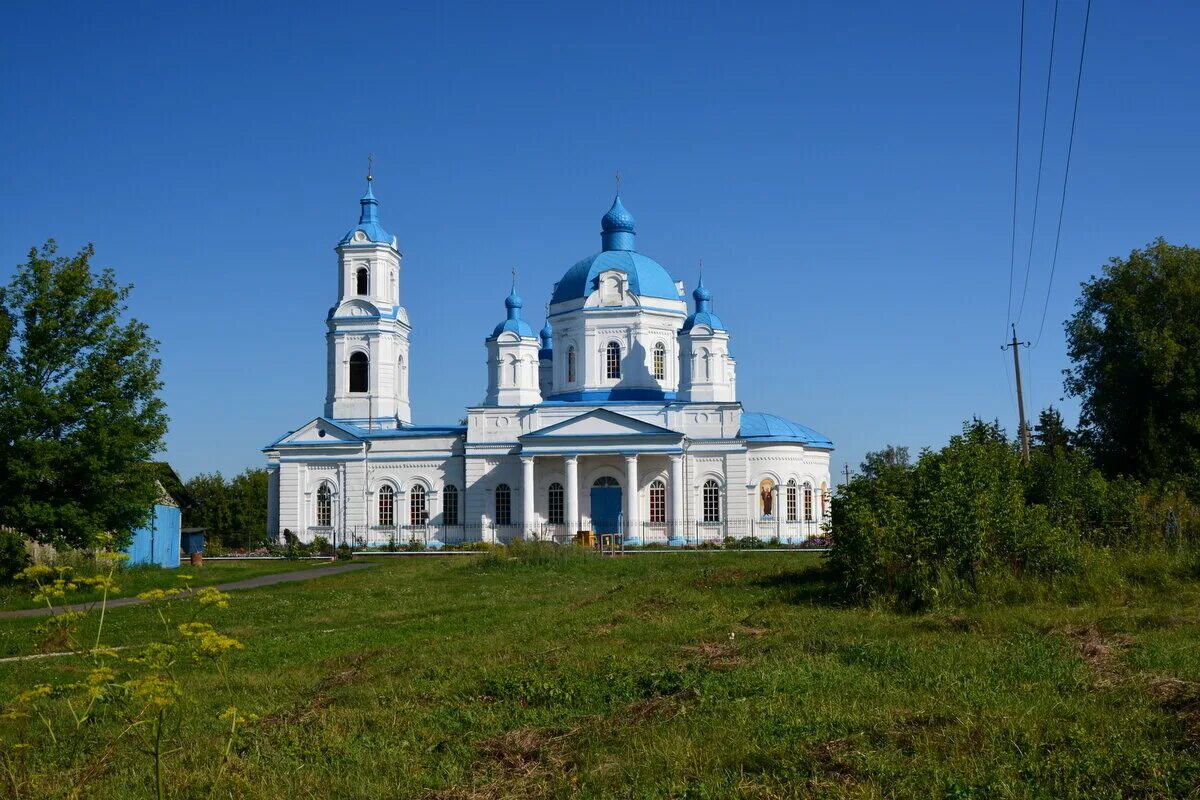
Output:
264,182,833,546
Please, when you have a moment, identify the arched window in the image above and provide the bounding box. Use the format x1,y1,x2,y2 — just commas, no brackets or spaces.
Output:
593,476,619,488
653,342,666,381
702,479,721,523
567,346,576,383
803,482,814,521
397,354,406,399
443,484,459,526
786,480,798,523
378,484,395,527
316,484,332,527
820,482,829,518
349,351,369,393
606,341,621,379
410,484,428,526
495,483,512,526
548,482,564,525
356,267,369,295
649,480,666,523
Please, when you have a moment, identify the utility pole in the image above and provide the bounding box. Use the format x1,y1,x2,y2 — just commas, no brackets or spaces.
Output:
1002,324,1031,464
842,464,852,485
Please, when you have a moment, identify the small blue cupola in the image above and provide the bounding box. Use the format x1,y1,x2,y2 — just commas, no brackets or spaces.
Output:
600,195,636,252
492,286,536,338
539,319,553,359
681,275,726,332
339,180,395,246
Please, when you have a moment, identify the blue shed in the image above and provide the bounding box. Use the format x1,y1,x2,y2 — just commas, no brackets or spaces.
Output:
181,527,206,555
126,501,182,568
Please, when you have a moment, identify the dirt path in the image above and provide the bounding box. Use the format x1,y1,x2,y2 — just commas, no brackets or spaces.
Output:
0,562,377,621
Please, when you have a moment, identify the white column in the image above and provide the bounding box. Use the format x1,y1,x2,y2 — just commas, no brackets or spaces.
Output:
623,454,639,538
521,456,535,540
564,455,579,534
669,455,683,539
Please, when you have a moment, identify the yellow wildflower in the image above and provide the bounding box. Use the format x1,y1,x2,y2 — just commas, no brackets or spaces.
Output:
136,587,185,601
178,622,214,637
15,565,53,583
196,587,231,609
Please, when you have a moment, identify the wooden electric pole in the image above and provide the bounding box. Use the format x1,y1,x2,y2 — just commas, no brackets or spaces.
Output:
1002,324,1031,464
842,464,852,485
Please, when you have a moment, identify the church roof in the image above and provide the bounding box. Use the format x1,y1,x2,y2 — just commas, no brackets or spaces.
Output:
681,275,726,332
739,412,833,448
550,195,682,305
552,250,681,304
338,182,394,246
491,287,536,338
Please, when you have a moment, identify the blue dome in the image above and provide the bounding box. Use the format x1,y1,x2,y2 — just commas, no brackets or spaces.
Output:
338,183,394,246
739,412,834,448
551,250,681,305
539,320,553,348
681,276,725,332
492,287,536,338
601,195,636,233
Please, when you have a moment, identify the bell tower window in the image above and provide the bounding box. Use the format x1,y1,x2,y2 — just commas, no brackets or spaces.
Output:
349,351,369,393
653,342,666,380
356,267,369,295
567,346,576,383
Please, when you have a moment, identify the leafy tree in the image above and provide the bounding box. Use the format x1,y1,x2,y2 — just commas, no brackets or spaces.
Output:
182,473,233,540
860,445,911,481
1065,239,1200,487
0,241,167,548
181,468,269,548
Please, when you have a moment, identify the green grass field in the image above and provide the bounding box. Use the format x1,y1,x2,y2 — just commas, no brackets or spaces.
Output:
2,551,1199,798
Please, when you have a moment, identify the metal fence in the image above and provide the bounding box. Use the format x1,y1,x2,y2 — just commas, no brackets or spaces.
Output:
298,519,829,550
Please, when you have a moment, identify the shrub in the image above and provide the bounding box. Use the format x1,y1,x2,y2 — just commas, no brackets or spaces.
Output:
310,535,331,555
0,529,30,583
336,542,353,561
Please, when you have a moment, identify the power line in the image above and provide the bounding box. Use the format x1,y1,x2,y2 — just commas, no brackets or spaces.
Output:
1006,0,1027,335
1015,0,1061,325
1034,0,1092,348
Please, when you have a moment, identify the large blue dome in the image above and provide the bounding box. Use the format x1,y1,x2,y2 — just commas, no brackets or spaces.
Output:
739,412,834,448
551,194,682,305
551,250,681,304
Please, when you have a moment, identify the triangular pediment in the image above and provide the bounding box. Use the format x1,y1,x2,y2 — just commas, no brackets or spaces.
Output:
269,417,364,447
522,409,680,440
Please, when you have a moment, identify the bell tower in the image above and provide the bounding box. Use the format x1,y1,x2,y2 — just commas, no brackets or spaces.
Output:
325,173,412,426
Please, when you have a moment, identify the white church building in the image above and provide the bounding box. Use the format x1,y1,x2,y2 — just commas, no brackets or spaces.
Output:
264,180,833,547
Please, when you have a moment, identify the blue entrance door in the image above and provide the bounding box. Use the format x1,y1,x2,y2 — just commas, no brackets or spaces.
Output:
591,486,623,534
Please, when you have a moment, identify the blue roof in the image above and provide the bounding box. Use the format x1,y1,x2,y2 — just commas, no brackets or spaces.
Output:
681,275,726,332
491,287,536,338
601,195,636,233
338,183,394,246
739,412,834,448
551,250,681,304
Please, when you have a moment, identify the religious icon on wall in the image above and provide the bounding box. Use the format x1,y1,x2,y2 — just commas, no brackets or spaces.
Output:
759,478,775,518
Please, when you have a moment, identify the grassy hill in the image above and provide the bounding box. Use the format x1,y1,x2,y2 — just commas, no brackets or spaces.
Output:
2,550,1198,798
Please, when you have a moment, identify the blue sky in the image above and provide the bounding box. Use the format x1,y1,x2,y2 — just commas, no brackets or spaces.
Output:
2,1,1197,481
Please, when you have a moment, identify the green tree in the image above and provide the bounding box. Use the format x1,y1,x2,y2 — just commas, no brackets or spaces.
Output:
229,468,269,548
1065,239,1200,487
1032,406,1074,453
0,241,168,548
182,472,233,542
